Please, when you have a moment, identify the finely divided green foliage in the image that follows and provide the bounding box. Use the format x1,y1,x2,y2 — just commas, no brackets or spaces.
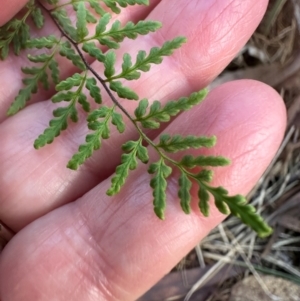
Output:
67,105,121,170
0,0,34,59
107,137,149,195
0,0,273,237
134,90,208,129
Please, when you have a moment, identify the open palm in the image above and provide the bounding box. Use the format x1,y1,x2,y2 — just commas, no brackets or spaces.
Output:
0,1,286,300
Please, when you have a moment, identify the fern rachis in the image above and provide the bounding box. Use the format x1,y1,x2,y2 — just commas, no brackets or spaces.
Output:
0,0,273,238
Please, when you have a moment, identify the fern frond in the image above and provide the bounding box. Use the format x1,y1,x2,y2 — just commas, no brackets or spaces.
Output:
110,81,139,100
34,73,88,148
7,77,37,116
194,170,214,182
157,134,216,153
76,2,89,41
178,172,192,214
51,9,78,41
56,73,84,91
0,20,30,59
107,138,149,195
0,0,274,237
26,35,59,49
104,51,116,78
95,13,111,37
176,165,272,237
86,77,102,104
111,111,126,133
48,0,149,15
31,7,45,29
7,43,61,115
88,13,161,48
102,0,149,14
134,89,208,128
85,9,98,24
106,36,185,81
88,1,106,16
53,74,89,112
49,59,60,85
0,1,47,59
148,158,172,219
204,185,273,237
180,155,231,168
67,106,116,170
82,42,106,62
198,183,210,217
34,104,78,149
59,41,86,71
71,2,97,24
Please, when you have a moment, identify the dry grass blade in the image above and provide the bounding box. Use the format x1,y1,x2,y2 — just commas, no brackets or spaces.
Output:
292,0,300,32
262,0,288,35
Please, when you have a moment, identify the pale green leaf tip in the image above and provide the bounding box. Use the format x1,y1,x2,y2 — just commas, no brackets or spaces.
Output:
202,211,209,218
106,188,117,196
7,108,16,116
210,135,217,147
176,36,188,44
181,205,191,215
33,144,40,150
33,140,42,150
202,87,209,95
67,161,78,170
257,227,273,238
154,207,165,220
223,157,231,165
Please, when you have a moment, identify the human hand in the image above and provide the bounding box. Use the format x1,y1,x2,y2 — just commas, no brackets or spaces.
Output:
0,0,286,300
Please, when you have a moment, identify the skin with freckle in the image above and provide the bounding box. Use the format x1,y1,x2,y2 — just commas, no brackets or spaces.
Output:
0,1,286,301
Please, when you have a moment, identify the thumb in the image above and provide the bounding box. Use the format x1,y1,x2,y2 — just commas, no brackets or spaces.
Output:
0,0,28,26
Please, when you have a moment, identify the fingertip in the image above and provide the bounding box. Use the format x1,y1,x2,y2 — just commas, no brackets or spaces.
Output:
212,79,287,139
0,0,28,26
205,79,287,194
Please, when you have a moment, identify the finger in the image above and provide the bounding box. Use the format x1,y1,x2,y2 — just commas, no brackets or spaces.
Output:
0,0,28,26
0,0,269,230
0,80,286,301
0,1,160,122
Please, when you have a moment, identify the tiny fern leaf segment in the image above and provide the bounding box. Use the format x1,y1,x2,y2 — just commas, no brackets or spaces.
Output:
109,81,139,100
76,2,89,41
148,159,173,220
0,0,273,237
51,9,78,41
157,134,217,153
59,41,86,71
86,77,102,104
178,172,192,214
31,7,45,29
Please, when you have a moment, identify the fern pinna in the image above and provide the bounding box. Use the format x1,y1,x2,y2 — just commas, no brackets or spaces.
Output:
0,0,272,237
